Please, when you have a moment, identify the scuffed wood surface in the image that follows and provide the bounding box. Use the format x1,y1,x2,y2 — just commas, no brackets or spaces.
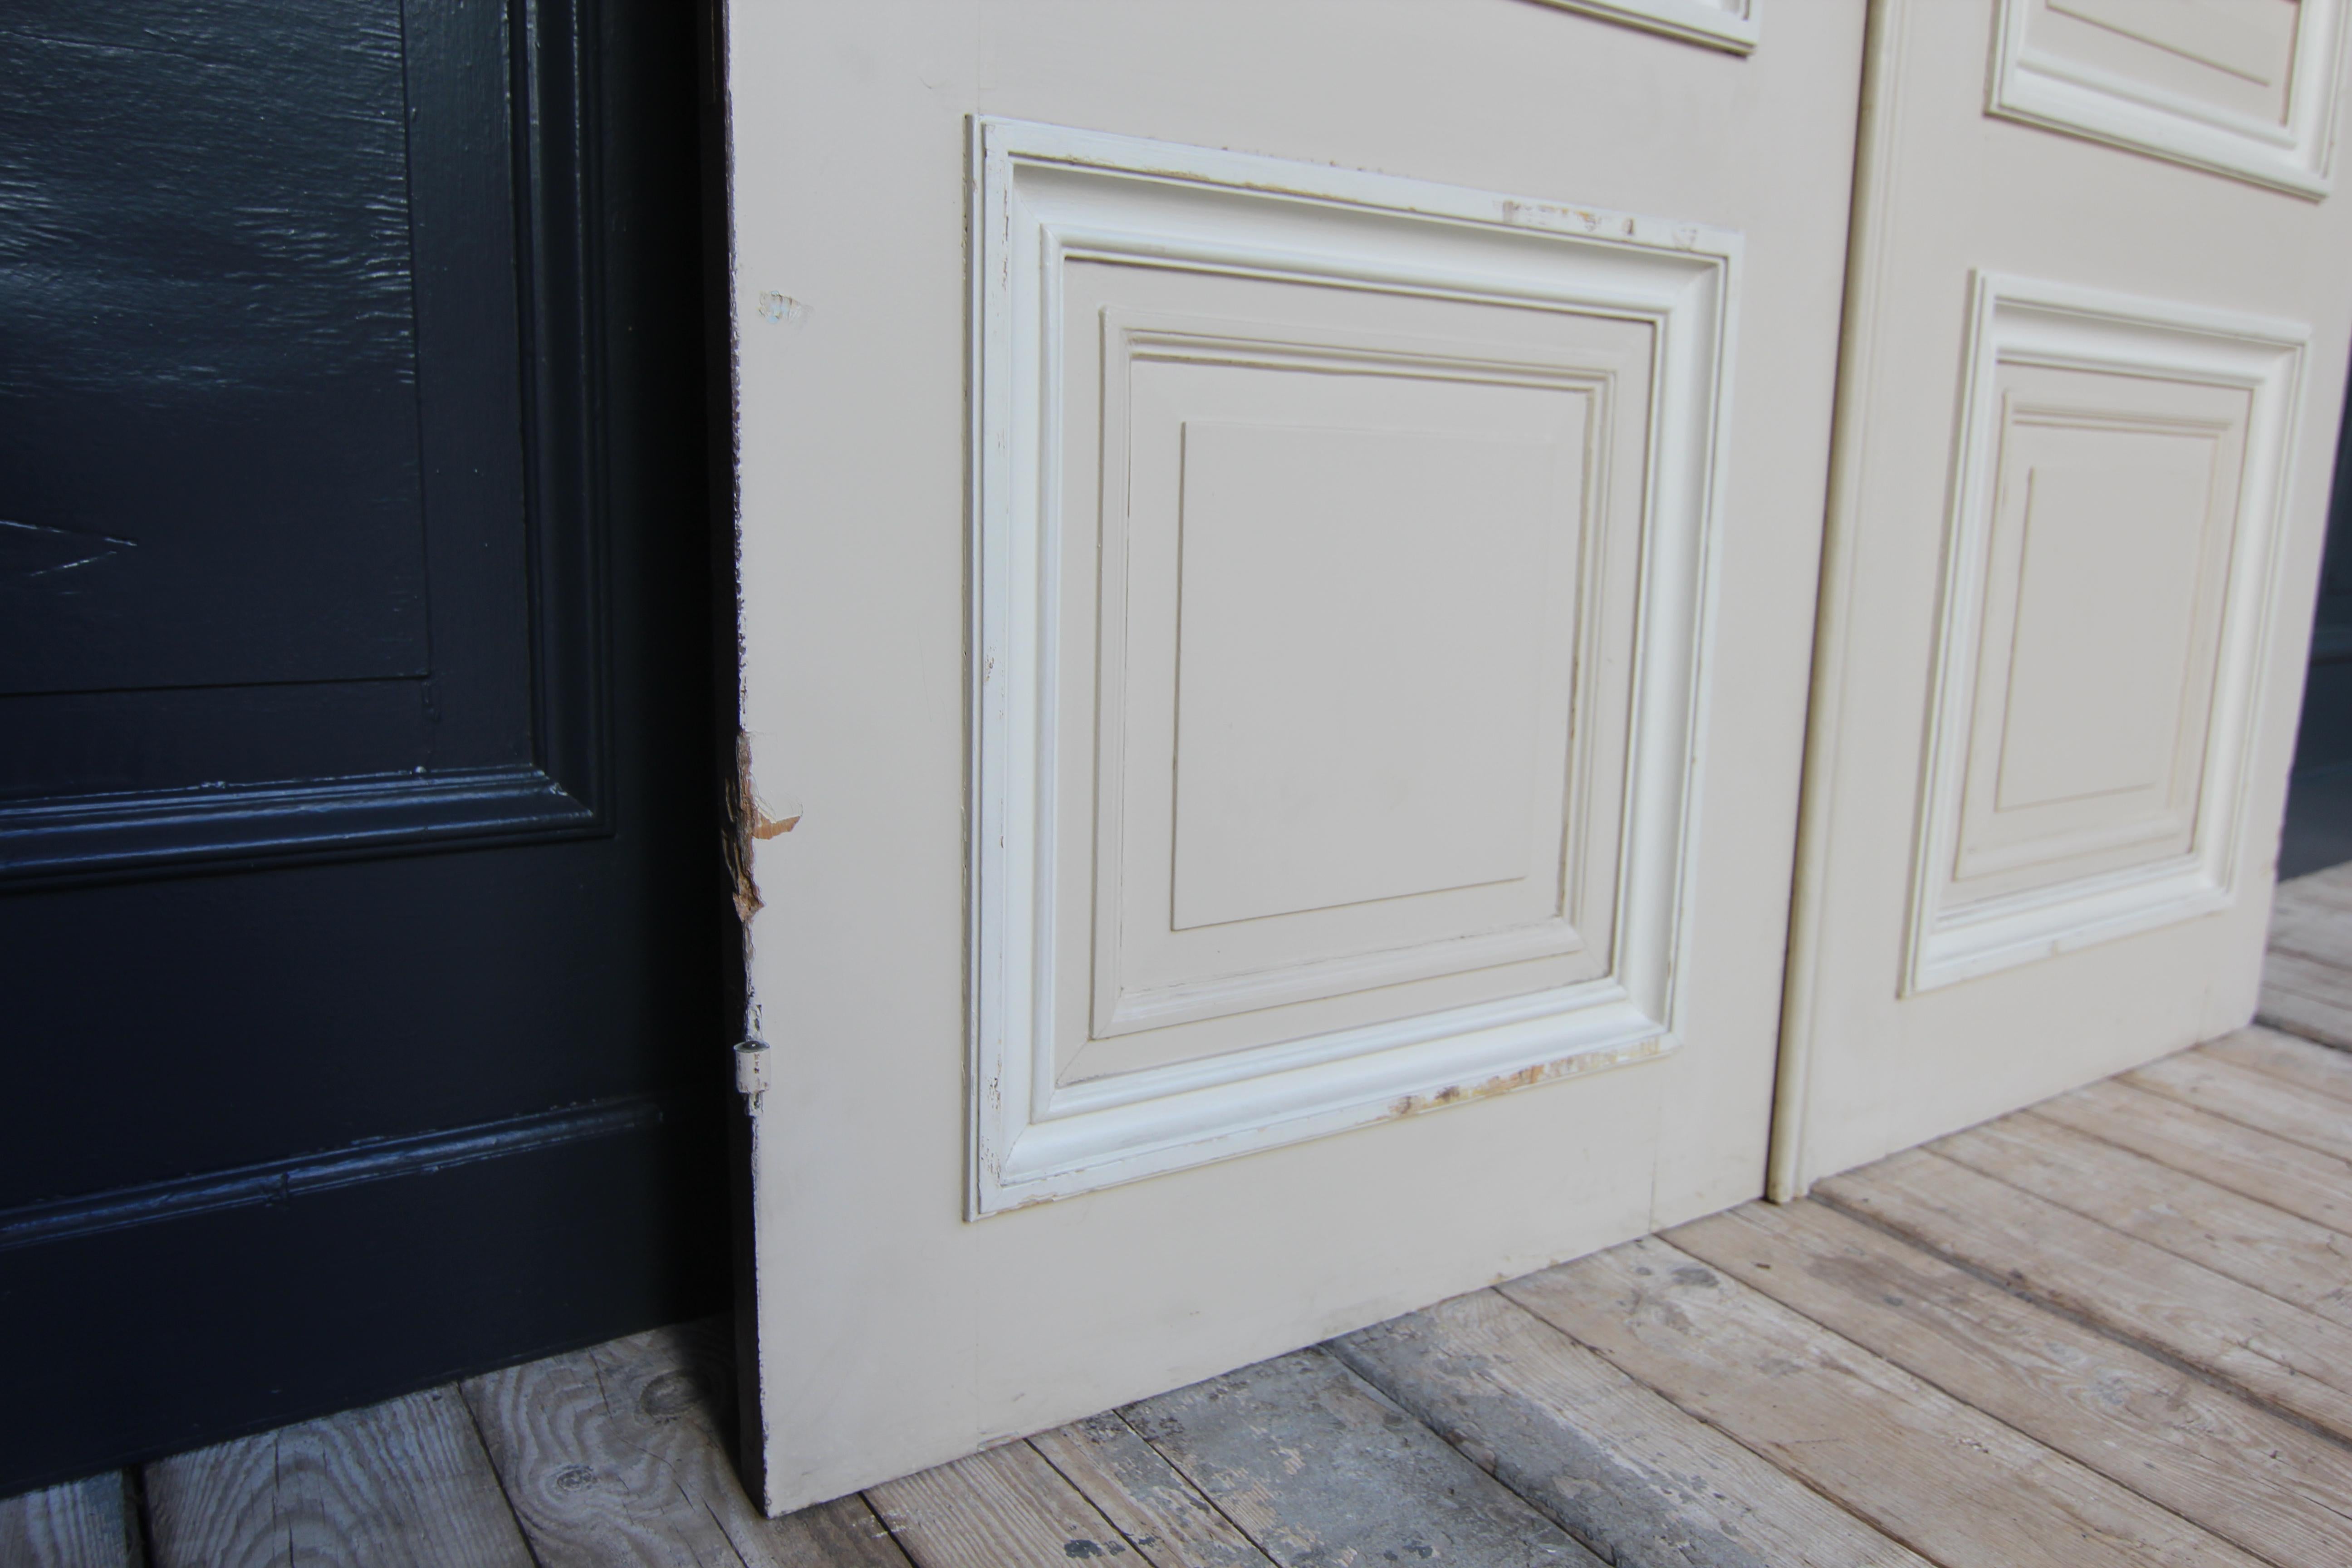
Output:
462,1318,907,1568
1500,1236,2262,1568
1817,1148,2352,1439
2205,1026,2352,1104
2128,1050,2352,1162
1934,1112,2352,1325
1028,1415,1273,1568
145,1385,533,1568
1122,1347,1602,1568
869,1441,1141,1568
1672,1199,2352,1568
1331,1287,1932,1568
0,1472,136,1568
2029,1079,2352,1237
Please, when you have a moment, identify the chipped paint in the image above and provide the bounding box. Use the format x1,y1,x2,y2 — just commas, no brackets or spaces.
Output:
1386,1035,1671,1120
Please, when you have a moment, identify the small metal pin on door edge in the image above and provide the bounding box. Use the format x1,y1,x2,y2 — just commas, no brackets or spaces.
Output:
734,1039,771,1108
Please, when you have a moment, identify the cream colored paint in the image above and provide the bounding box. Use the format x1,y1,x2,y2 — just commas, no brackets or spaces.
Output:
1776,0,2352,1195
727,0,1863,1512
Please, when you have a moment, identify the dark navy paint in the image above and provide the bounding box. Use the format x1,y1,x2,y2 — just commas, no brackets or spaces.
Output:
0,0,731,1492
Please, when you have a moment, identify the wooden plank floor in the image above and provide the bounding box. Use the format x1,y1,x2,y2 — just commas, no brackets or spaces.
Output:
14,866,2352,1567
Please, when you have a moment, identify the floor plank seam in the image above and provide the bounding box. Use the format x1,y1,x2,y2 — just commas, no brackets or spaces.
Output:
2009,1101,2352,1242
122,1466,152,1568
452,1380,551,1568
1936,1115,2352,1324
1808,1179,2352,1460
1103,1408,1278,1567
1465,1280,1942,1568
1316,1318,1624,1563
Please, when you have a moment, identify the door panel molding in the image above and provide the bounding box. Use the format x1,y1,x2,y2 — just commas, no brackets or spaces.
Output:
1989,0,2346,196
1905,273,2307,992
1534,0,1760,54
967,117,1740,1214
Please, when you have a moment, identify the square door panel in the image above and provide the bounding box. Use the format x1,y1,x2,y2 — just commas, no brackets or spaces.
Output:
971,119,1736,1210
1990,0,2342,194
1062,270,1653,1086
1906,274,2306,991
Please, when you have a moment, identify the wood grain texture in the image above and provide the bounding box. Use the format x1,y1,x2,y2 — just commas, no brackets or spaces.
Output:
2205,1026,2352,1103
145,1385,532,1568
2029,1078,2352,1237
1935,1112,2352,1324
1499,1236,2261,1568
869,1440,1142,1568
1817,1149,2352,1438
1670,1200,2352,1568
1330,1288,1933,1568
1029,1415,1273,1568
0,1472,136,1568
462,1318,908,1568
2127,1049,2352,1161
2257,968,2352,1049
1122,1347,1601,1568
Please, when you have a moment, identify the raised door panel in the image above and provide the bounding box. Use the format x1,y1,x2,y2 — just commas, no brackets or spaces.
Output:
0,0,605,882
971,121,1733,1211
1991,0,2345,192
1907,279,2303,989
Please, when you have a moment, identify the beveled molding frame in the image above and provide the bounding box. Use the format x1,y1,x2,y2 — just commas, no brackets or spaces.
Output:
1536,0,1758,55
967,116,1741,1215
1988,0,2346,197
1904,272,2308,994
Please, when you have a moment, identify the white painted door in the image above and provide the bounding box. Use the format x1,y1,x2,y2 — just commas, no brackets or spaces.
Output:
723,0,1863,1511
1777,0,2352,1195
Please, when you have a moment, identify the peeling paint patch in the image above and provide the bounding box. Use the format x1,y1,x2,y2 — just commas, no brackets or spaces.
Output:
1385,1036,1670,1120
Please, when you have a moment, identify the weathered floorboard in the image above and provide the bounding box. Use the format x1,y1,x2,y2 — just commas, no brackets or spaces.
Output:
0,1472,137,1568
2205,1026,2352,1104
1029,1415,1274,1568
869,1441,1143,1568
145,1385,533,1568
462,1318,908,1568
1122,1347,1601,1568
1331,1287,1934,1568
2128,1050,2352,1163
1671,1199,2352,1568
2257,952,2352,1049
1817,1148,2352,1439
2028,1080,2352,1238
1933,1113,2352,1326
1500,1236,2262,1568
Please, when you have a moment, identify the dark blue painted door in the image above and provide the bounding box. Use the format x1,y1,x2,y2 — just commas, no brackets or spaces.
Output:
0,0,731,1490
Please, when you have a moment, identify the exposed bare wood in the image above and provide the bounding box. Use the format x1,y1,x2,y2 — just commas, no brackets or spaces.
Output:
1671,1199,2352,1568
2205,1026,2352,1105
0,1472,136,1568
1500,1235,2257,1568
1121,1347,1601,1568
1330,1287,1935,1568
869,1441,1143,1568
2029,1079,2352,1238
1817,1148,2352,1439
461,1318,908,1568
1028,1415,1273,1568
145,1385,532,1568
1935,1112,2352,1325
2129,1049,2352,1162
